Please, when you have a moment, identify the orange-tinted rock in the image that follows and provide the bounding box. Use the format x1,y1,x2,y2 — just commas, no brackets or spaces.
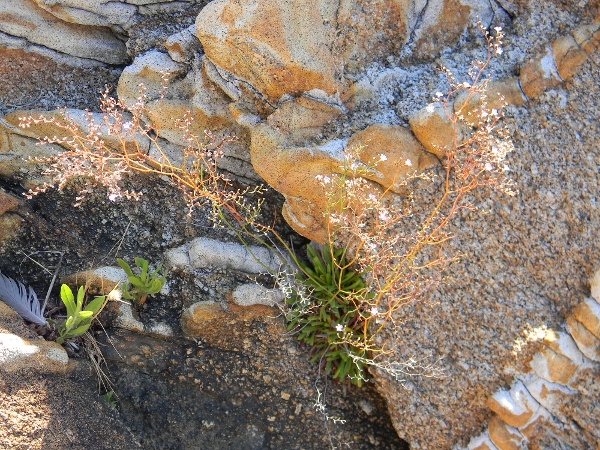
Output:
519,49,562,100
566,316,600,362
487,380,539,428
551,35,588,82
488,416,526,450
572,298,600,340
196,0,344,104
409,102,469,159
346,124,438,192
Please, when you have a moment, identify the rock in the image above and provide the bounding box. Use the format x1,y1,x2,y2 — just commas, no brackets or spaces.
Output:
117,50,189,106
3,109,151,156
487,415,526,450
166,237,284,274
0,0,128,66
551,35,588,82
467,431,500,450
62,266,128,295
520,374,575,423
487,380,540,428
571,297,600,340
103,300,144,334
518,48,562,100
165,24,201,63
195,0,344,104
0,214,23,245
180,300,228,336
32,0,138,32
529,346,580,386
571,22,600,56
411,0,472,59
0,189,21,216
409,101,469,159
0,117,61,181
454,78,527,126
565,316,600,362
0,332,68,373
346,124,438,192
232,284,283,307
591,268,600,303
266,92,344,145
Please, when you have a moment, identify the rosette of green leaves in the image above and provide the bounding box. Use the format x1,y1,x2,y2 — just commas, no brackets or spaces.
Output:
117,257,167,306
57,285,105,344
286,245,372,386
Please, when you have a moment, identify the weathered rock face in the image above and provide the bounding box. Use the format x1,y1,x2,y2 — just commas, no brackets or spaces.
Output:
0,0,128,66
1,0,600,449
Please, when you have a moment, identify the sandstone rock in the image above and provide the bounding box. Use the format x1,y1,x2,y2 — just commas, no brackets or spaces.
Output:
591,268,600,303
541,329,586,365
571,22,600,55
454,78,527,126
529,346,580,386
5,108,152,156
571,297,600,339
0,332,68,373
409,102,468,159
0,0,128,66
487,380,540,428
180,300,228,336
520,374,575,423
565,316,600,362
487,415,526,450
518,49,562,100
232,284,283,307
551,35,588,82
195,0,343,104
168,237,283,274
411,0,472,59
0,214,23,245
0,189,21,216
165,24,201,63
117,50,189,106
266,92,344,145
0,118,61,180
62,266,128,295
334,0,410,71
346,124,438,192
467,431,500,450
32,0,138,32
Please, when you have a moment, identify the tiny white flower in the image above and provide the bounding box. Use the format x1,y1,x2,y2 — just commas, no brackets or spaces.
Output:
484,162,493,171
494,26,503,33
108,194,118,202
426,104,435,113
495,47,503,55
370,307,379,316
368,193,377,202
378,211,390,221
379,154,388,162
435,91,443,98
491,108,498,116
335,324,344,332
405,159,413,167
123,122,133,130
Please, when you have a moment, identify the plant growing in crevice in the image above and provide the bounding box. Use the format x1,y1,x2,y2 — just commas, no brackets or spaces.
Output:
117,257,167,306
285,245,373,386
56,284,106,345
281,23,513,385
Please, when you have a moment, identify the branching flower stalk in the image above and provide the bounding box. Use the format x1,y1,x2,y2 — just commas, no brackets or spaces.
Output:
285,24,515,384
19,83,264,227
